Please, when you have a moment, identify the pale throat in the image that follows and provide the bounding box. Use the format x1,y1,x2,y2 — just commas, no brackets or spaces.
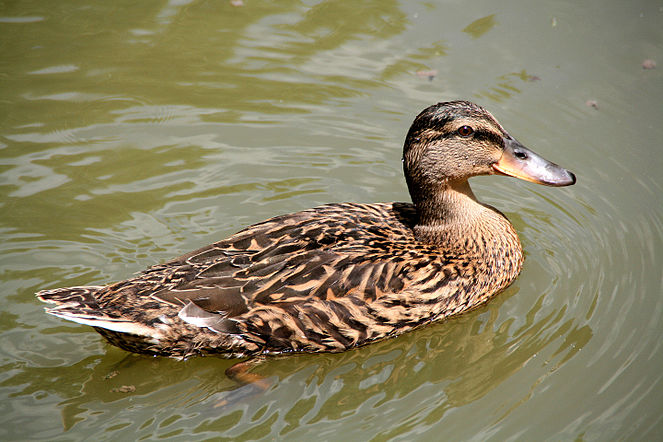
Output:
416,180,487,224
413,179,494,242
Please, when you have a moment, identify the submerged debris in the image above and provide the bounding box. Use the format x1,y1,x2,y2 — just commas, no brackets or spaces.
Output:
585,100,599,110
416,70,438,81
104,370,119,380
642,59,656,70
110,385,136,393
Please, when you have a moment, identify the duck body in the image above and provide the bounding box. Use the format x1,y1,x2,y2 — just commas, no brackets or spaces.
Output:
38,101,575,359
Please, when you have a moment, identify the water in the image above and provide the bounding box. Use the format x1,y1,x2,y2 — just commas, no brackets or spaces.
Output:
1,0,662,440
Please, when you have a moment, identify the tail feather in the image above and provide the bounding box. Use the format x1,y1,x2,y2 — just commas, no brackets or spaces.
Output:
37,286,104,307
36,286,160,338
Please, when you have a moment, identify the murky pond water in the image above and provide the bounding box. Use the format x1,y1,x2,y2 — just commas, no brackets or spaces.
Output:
1,0,662,440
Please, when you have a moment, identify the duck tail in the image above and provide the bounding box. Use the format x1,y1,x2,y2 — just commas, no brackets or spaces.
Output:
37,285,103,308
36,286,158,338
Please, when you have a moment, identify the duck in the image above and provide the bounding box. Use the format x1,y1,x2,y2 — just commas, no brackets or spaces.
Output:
37,100,575,361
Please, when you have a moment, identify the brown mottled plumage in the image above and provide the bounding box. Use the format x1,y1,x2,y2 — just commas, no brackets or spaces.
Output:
37,101,575,359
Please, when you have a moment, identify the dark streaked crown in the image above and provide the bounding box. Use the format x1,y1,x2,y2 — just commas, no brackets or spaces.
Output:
402,100,503,156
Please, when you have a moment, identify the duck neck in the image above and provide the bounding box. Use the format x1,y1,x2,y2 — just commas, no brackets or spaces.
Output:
412,180,486,242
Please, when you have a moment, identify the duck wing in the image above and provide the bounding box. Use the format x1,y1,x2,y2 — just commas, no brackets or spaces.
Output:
141,202,418,315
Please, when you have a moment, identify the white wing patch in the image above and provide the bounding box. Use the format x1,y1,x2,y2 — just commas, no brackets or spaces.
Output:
178,301,228,333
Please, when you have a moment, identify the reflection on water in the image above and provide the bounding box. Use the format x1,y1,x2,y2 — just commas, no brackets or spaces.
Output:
463,14,497,39
0,281,596,439
1,0,662,440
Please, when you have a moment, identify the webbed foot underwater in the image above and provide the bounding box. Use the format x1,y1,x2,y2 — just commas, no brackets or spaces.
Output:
38,101,576,359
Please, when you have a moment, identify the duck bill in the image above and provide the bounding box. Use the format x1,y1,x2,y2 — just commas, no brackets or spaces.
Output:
493,138,576,187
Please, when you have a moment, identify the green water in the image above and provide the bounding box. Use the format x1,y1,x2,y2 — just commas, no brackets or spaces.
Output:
1,0,662,440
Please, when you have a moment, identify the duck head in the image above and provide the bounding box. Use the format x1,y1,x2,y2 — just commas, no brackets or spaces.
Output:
402,101,575,215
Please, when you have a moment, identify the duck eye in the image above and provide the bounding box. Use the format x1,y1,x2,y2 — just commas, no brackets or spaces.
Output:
457,125,474,137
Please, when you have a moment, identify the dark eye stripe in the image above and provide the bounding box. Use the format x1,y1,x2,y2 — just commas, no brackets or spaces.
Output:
472,130,503,145
424,128,503,145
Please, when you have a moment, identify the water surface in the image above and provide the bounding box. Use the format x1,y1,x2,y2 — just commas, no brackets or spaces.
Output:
1,0,662,440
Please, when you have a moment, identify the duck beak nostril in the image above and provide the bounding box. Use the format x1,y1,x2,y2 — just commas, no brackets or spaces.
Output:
493,139,576,187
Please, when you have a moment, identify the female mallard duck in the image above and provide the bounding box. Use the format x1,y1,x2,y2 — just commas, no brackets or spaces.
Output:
38,101,575,360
